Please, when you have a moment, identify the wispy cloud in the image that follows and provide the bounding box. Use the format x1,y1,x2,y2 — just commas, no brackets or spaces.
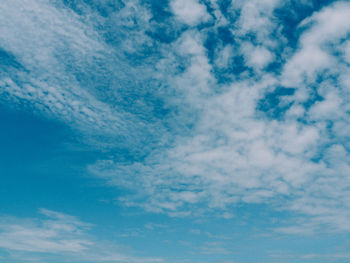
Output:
0,209,92,253
0,209,163,263
0,0,166,151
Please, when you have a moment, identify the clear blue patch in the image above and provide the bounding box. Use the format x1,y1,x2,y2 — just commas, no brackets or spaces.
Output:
257,87,296,119
144,0,172,22
146,26,184,44
217,26,235,44
274,0,337,50
217,0,240,24
204,28,249,84
0,48,25,71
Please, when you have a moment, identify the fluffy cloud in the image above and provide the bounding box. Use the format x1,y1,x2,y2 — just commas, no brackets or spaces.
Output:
282,1,350,87
241,43,274,69
170,0,211,26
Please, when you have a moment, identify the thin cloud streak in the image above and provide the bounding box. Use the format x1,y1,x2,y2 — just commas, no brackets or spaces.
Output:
0,209,163,263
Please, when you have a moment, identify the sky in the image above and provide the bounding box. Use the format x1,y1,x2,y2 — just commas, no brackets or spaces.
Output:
1,0,350,262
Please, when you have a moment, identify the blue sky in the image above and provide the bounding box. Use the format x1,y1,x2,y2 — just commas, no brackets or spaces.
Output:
1,0,350,262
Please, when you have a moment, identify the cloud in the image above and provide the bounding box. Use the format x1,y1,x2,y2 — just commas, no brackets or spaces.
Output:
233,0,282,44
0,0,171,152
0,0,122,136
0,209,92,253
170,0,211,26
241,43,274,70
282,1,350,87
1,0,350,236
90,76,324,215
199,241,231,255
0,209,163,263
88,1,350,234
300,253,350,260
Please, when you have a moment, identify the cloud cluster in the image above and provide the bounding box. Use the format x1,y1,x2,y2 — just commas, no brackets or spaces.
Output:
1,0,350,234
0,0,119,135
90,0,350,233
0,0,166,150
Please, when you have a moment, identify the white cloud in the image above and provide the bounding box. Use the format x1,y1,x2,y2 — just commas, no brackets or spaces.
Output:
170,0,211,26
282,1,350,87
241,43,274,69
89,76,325,215
343,41,350,64
215,45,234,69
233,0,282,45
170,30,214,100
0,0,165,151
88,1,350,234
2,0,350,237
0,209,92,253
199,241,231,255
0,209,163,263
308,91,342,120
0,0,119,134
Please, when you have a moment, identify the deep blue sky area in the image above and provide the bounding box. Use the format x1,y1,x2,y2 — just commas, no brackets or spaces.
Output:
1,0,350,262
